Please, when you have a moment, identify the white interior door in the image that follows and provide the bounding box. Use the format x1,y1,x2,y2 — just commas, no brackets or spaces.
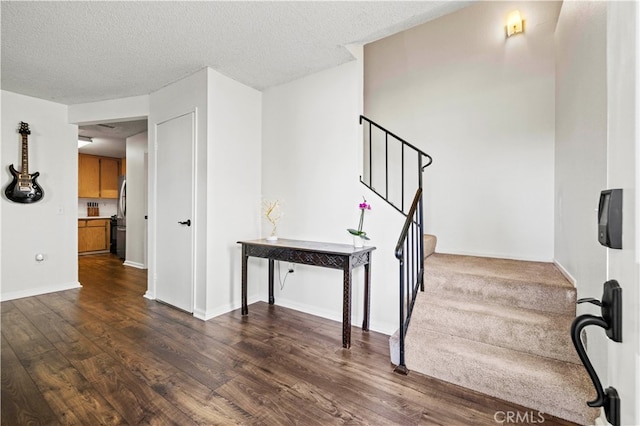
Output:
155,112,194,312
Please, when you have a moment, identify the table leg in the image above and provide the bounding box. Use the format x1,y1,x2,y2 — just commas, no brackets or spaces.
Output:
241,246,248,316
363,260,371,331
342,265,352,349
268,259,275,305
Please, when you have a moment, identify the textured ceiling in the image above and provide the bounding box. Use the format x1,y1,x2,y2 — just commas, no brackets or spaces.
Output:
1,1,471,105
79,120,148,139
78,120,148,157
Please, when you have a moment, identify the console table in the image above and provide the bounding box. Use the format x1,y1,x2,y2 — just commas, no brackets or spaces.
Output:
238,239,375,348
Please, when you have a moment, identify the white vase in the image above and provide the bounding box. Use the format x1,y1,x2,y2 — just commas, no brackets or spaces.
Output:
266,235,278,242
353,235,364,248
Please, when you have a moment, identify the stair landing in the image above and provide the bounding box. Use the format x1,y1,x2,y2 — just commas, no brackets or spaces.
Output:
424,253,576,315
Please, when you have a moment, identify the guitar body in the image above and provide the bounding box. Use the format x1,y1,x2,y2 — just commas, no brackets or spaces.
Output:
5,164,44,203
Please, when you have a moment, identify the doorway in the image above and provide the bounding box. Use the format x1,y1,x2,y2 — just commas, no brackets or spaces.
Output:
77,119,148,268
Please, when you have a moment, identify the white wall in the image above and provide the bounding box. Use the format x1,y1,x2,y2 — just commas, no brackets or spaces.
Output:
262,57,404,334
555,1,607,293
554,0,609,404
1,90,80,300
204,68,262,318
68,95,148,125
78,198,117,218
147,67,262,320
364,1,559,261
125,131,148,269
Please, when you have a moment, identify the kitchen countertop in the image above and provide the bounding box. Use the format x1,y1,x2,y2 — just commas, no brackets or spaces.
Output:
78,216,114,220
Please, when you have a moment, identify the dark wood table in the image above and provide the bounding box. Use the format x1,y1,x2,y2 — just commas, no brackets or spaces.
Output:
238,239,375,348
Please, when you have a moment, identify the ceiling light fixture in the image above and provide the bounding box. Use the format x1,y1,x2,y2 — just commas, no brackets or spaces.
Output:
506,10,524,37
78,136,92,148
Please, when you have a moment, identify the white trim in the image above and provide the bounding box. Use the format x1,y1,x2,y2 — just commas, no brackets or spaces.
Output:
436,248,553,263
553,259,577,287
190,110,197,315
123,260,146,269
151,109,197,314
190,294,395,333
193,295,262,321
1,281,82,302
274,297,395,336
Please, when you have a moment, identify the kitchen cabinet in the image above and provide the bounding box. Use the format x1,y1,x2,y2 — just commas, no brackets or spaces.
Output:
78,219,110,253
100,157,119,198
78,154,100,198
78,154,121,198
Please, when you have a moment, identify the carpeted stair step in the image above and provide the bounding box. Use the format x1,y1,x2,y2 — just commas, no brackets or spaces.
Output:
404,326,600,425
424,253,576,315
410,296,581,364
423,234,437,258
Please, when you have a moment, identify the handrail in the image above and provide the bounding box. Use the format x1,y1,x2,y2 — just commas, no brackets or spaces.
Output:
360,116,433,171
358,115,432,375
393,188,424,375
359,115,433,217
395,188,422,260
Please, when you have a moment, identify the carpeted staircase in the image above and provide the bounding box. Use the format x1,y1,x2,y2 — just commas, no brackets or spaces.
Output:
391,236,600,425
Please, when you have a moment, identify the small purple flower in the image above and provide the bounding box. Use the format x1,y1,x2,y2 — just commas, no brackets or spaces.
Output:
348,197,371,240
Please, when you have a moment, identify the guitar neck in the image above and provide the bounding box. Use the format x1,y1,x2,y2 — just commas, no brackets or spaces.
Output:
21,134,29,175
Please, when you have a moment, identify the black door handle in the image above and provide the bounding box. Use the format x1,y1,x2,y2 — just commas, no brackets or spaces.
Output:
178,219,191,226
570,280,622,426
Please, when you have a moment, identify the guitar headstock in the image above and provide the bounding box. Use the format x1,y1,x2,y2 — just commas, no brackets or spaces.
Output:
18,121,31,136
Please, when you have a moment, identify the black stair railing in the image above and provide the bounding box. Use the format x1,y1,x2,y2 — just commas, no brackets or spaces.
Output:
394,188,423,374
359,115,433,374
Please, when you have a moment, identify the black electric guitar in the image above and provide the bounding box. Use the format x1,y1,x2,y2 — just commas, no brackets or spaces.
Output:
5,122,44,203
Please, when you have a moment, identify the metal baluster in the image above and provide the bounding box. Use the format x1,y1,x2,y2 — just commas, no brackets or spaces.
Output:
385,133,389,200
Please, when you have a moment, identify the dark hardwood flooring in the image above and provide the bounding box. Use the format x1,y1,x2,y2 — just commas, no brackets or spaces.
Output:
1,254,577,425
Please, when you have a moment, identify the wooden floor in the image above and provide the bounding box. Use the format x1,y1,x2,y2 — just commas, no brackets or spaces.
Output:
1,254,578,425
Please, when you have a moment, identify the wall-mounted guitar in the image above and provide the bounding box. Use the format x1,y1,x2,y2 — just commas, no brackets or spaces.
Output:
5,122,44,203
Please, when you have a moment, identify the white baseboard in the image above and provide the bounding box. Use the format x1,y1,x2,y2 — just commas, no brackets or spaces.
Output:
553,259,577,287
192,294,261,321
274,297,395,335
1,281,82,302
437,248,553,263
123,260,146,269
141,292,262,321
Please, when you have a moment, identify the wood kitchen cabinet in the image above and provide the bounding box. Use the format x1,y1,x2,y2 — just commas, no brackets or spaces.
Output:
78,219,110,253
100,157,119,198
78,154,121,198
78,154,100,198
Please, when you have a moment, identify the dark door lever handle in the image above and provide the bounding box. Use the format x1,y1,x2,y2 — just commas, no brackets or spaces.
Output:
577,297,602,306
570,280,622,426
178,219,191,226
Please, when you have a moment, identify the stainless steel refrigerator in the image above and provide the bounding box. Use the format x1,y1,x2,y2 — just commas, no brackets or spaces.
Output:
116,176,126,259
